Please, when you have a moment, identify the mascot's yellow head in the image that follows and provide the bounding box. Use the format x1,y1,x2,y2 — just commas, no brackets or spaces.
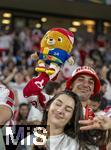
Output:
41,28,74,53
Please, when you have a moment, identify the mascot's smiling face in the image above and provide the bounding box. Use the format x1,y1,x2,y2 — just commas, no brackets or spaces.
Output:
41,30,73,53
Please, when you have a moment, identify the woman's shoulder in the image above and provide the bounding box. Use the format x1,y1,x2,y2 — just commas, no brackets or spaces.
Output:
64,134,79,147
48,134,79,150
59,134,79,150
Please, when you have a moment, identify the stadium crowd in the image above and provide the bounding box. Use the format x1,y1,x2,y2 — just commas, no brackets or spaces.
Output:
0,26,111,150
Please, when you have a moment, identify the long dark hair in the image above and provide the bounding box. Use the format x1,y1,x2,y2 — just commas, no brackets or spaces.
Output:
78,129,107,150
42,90,83,139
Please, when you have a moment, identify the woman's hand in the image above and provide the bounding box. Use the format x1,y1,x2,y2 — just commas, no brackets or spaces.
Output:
79,116,111,130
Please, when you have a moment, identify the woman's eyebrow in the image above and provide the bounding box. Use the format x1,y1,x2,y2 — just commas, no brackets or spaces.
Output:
56,99,63,103
56,99,74,110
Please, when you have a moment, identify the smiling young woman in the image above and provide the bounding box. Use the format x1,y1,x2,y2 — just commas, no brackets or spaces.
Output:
33,90,83,150
17,90,109,150
17,90,83,150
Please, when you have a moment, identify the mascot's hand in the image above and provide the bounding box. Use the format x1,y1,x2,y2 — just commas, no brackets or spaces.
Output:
43,47,50,55
31,52,38,60
67,56,75,65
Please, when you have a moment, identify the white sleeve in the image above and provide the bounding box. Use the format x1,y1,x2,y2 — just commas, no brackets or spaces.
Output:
27,106,43,122
0,85,14,113
41,91,53,103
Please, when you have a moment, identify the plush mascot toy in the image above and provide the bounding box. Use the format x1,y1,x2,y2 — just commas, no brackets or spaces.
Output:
33,28,74,78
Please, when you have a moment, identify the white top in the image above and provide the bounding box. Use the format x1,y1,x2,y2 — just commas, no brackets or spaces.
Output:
17,133,99,150
48,135,99,150
17,133,79,150
46,134,79,150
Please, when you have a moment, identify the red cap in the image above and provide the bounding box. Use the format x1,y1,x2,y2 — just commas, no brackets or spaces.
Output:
51,28,74,45
66,66,100,96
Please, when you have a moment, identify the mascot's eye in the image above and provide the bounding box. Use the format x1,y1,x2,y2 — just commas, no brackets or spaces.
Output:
58,37,63,42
